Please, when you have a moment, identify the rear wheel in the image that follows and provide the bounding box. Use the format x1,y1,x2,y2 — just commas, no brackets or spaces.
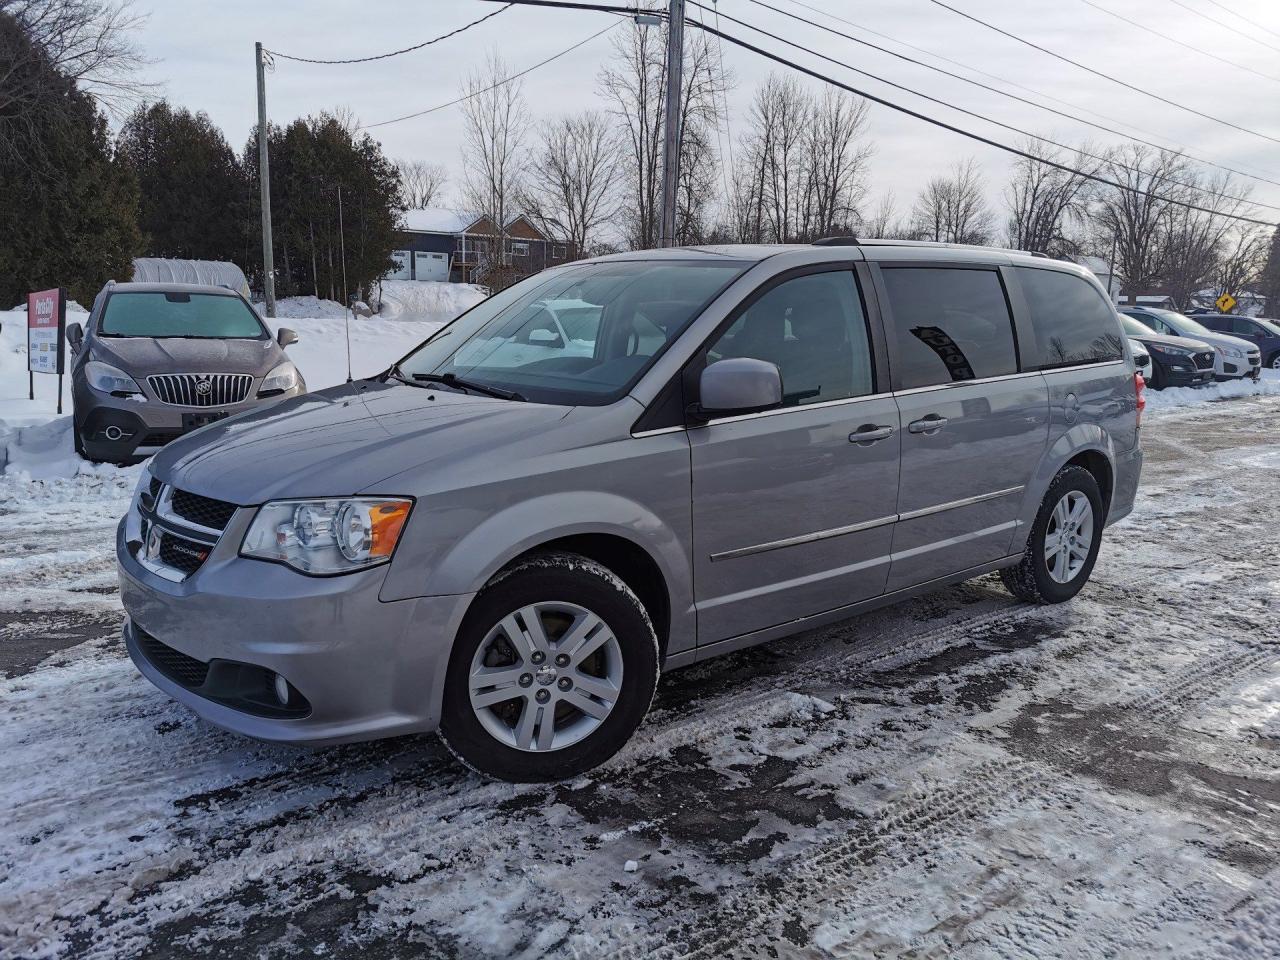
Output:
439,552,659,782
1269,351,1280,371
1000,465,1104,604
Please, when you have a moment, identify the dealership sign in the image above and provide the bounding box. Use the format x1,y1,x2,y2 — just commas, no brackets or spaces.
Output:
28,288,66,376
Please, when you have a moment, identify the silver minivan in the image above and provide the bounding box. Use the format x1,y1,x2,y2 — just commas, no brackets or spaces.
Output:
117,241,1143,781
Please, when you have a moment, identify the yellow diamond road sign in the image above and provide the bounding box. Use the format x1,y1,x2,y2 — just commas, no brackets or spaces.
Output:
1215,292,1237,314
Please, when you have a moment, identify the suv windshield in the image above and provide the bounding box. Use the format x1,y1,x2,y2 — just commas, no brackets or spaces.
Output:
1151,308,1212,337
1120,315,1155,338
100,292,268,339
395,259,744,405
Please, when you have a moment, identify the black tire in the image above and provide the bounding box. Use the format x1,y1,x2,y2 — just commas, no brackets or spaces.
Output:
1147,360,1166,390
1268,351,1280,371
1000,465,1104,604
439,552,659,783
73,424,87,460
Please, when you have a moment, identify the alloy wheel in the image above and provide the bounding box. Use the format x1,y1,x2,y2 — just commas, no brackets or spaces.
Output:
468,601,623,752
1044,491,1094,584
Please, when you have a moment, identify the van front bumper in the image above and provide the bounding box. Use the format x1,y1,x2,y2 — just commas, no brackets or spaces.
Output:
117,519,473,746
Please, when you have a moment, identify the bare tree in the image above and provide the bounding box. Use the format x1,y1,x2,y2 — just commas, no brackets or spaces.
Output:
1211,227,1269,304
802,87,872,239
861,193,901,239
1090,145,1189,303
1004,138,1099,257
910,157,994,244
459,52,527,267
598,17,727,249
1161,173,1256,310
1,0,153,114
520,110,619,257
397,159,448,210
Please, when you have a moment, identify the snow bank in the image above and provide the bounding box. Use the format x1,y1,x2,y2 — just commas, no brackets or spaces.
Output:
373,279,486,323
1145,369,1280,411
262,295,349,320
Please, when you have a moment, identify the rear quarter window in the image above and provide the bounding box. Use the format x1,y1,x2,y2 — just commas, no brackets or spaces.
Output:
1017,268,1124,368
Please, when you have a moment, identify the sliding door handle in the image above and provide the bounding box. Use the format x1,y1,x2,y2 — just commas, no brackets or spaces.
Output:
850,424,895,444
908,414,948,434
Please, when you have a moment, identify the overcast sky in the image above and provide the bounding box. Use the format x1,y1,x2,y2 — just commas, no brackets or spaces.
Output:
131,0,1280,235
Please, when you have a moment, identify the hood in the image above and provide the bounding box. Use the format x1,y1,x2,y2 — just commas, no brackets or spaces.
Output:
1173,329,1254,353
91,336,282,379
1125,330,1210,353
151,381,574,504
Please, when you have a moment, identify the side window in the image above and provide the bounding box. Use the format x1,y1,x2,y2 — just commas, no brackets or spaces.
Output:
1015,267,1125,368
706,270,874,407
1231,318,1258,336
881,267,1017,389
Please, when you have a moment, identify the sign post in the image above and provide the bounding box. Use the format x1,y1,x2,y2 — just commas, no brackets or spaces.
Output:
1215,292,1237,314
27,287,67,415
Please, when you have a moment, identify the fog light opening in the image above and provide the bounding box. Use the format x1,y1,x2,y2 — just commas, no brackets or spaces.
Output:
273,673,291,705
104,425,124,441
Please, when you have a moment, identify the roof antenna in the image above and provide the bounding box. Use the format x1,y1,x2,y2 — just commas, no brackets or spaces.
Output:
338,184,354,385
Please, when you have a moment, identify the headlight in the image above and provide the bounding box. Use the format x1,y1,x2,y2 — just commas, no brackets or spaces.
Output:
260,361,299,394
241,497,412,574
1147,345,1190,358
85,360,143,396
1214,345,1244,358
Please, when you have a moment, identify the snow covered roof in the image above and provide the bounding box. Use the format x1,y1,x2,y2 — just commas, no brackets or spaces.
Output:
401,209,480,234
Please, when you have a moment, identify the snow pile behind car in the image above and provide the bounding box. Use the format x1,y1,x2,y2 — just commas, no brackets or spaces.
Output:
1143,369,1280,409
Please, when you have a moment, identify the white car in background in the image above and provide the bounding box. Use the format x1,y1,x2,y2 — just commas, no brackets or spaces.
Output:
1129,338,1152,383
1120,306,1260,381
453,298,601,370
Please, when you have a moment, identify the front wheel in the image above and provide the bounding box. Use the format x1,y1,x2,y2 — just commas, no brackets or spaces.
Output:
1000,465,1104,604
1269,351,1280,371
439,552,659,782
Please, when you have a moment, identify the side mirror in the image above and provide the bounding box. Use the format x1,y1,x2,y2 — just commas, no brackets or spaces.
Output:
528,328,561,345
276,327,298,348
66,321,84,353
696,357,783,418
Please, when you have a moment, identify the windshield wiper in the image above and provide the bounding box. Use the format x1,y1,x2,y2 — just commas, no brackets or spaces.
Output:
412,372,525,401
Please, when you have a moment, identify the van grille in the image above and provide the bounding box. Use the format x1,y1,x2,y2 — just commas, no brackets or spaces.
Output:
170,489,237,531
148,373,253,407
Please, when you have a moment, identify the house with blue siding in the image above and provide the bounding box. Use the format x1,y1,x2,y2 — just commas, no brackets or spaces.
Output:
393,209,573,285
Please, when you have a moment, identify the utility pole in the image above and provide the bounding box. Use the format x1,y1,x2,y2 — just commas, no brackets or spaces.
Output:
659,0,685,248
255,42,277,318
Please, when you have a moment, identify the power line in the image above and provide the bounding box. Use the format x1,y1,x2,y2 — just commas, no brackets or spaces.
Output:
1164,0,1280,54
1075,0,1280,84
740,0,1280,195
693,1,1280,212
926,0,1280,146
362,21,621,129
1194,0,1280,41
689,17,1276,227
264,5,514,65
774,0,1280,184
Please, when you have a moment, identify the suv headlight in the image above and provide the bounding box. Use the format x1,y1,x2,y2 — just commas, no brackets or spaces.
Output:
1214,344,1244,358
241,497,412,574
260,361,299,394
85,360,143,396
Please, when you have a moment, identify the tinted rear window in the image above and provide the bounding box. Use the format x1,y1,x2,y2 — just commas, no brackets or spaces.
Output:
100,292,267,338
881,267,1018,389
1016,268,1124,368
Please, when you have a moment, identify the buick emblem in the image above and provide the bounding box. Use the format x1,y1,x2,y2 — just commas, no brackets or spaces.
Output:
195,377,212,397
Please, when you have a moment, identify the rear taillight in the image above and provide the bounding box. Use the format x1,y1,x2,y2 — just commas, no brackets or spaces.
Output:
1135,371,1146,426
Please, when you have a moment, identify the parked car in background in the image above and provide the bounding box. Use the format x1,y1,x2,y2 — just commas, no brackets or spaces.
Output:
70,282,305,464
1194,314,1280,371
1129,338,1152,383
1118,306,1260,381
1118,315,1214,389
118,241,1142,782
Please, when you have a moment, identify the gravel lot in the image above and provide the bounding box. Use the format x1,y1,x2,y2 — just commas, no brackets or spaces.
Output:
2,395,1278,959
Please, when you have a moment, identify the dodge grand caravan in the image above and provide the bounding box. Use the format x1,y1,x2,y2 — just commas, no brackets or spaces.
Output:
118,241,1143,782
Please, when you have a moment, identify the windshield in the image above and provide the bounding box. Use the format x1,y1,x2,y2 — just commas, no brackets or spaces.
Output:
1120,315,1153,337
1255,318,1280,337
394,259,745,405
100,292,268,339
1153,308,1212,337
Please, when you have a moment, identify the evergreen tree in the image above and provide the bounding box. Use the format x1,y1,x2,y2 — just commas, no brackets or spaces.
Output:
0,11,141,307
244,112,402,301
117,100,248,265
1259,227,1280,317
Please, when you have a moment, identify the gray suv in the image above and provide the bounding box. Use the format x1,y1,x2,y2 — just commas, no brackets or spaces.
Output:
70,281,305,464
117,242,1143,782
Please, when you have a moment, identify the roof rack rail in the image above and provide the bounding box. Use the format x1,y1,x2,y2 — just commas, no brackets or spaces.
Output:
812,236,861,246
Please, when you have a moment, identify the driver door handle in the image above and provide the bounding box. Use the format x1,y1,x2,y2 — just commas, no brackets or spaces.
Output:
908,414,948,434
850,424,895,444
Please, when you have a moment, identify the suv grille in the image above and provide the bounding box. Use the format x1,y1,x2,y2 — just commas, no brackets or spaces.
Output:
170,489,237,531
136,630,209,688
148,373,253,407
157,530,211,575
1193,351,1214,370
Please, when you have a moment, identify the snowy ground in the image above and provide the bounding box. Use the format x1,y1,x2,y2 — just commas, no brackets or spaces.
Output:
2,386,1279,957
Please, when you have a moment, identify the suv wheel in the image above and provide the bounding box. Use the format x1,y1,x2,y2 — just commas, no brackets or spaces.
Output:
439,552,659,782
1000,465,1104,604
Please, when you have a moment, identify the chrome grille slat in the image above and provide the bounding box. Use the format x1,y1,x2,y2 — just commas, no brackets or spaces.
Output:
146,373,253,407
